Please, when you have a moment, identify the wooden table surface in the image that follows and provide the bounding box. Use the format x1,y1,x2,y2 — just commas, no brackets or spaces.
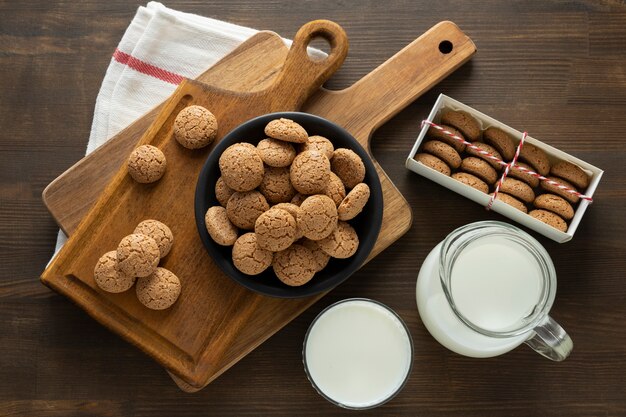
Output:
1,1,625,416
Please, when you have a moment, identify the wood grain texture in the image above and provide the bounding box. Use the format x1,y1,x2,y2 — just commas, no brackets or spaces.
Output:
2,0,626,416
41,21,475,391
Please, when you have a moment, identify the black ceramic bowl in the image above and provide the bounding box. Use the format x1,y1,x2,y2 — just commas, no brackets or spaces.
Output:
195,112,383,298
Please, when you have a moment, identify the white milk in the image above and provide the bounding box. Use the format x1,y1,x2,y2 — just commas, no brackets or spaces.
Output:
304,300,412,409
416,236,543,357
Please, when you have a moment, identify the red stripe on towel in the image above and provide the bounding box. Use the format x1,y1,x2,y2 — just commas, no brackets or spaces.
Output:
112,48,185,85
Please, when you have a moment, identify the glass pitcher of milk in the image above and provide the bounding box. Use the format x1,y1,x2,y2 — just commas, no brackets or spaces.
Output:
416,221,572,360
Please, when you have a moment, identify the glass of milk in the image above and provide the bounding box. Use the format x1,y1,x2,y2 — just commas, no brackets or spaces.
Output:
416,221,572,361
303,298,413,409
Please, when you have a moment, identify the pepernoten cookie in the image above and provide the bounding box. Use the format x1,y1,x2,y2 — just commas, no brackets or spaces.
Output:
452,172,489,193
460,157,497,184
301,239,331,272
205,206,238,246
94,251,135,293
483,127,515,161
290,150,330,194
414,153,451,176
117,234,160,278
302,135,334,159
317,221,359,259
232,233,273,275
291,193,307,206
257,138,296,167
173,105,218,149
272,244,317,286
255,207,297,252
489,192,528,213
331,148,366,189
499,178,535,203
338,183,370,221
273,202,304,239
127,145,167,184
215,177,235,207
529,209,568,232
259,166,296,204
219,143,264,192
226,191,269,230
422,140,461,169
264,118,308,143
134,219,173,258
534,193,574,220
441,110,481,142
550,160,589,190
519,143,550,176
509,162,540,188
324,172,347,207
298,195,338,240
540,176,580,204
466,142,503,171
136,267,181,310
426,124,466,153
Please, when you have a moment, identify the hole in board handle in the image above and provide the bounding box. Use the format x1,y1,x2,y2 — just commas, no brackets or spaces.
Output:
307,36,331,62
439,40,453,54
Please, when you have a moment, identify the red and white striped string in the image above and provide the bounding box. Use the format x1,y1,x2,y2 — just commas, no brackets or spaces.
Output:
419,120,593,207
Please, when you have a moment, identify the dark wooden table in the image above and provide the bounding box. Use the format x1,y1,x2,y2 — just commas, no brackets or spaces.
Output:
2,1,625,416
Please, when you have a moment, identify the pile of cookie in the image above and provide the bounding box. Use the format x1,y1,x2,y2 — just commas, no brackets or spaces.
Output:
414,110,591,232
93,219,181,310
204,118,371,287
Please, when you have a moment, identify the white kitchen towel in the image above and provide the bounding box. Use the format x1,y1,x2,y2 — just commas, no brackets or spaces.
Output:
53,2,320,254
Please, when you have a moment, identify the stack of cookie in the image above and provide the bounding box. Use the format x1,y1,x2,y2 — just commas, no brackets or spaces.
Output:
205,118,371,287
93,219,181,310
414,110,591,232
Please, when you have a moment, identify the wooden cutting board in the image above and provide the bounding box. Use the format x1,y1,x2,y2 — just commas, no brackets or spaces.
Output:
42,21,476,391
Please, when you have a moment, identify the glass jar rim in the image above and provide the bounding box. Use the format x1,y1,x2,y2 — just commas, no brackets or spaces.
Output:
438,221,557,338
302,298,414,410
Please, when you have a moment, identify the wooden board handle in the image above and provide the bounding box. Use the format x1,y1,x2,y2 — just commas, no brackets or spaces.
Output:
304,21,476,143
268,20,348,110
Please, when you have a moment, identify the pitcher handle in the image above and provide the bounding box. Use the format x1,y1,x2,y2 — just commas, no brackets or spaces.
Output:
524,315,573,361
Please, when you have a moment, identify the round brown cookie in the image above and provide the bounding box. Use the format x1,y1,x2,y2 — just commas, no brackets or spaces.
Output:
426,124,466,153
232,233,273,275
215,176,235,207
499,177,535,203
127,145,166,184
264,118,308,144
290,150,330,194
255,207,297,252
414,153,451,176
508,162,540,188
301,135,334,159
534,193,574,220
466,142,503,171
519,143,550,176
529,209,568,232
337,183,370,221
226,191,269,230
317,221,359,259
540,176,580,204
219,143,264,192
136,267,181,310
117,234,160,278
257,138,296,167
301,238,331,272
298,195,338,240
550,161,590,190
489,192,528,213
440,110,481,142
331,148,366,189
259,166,296,204
273,202,304,239
272,244,317,286
324,172,346,207
483,127,516,161
173,105,218,149
422,140,461,169
205,206,238,246
460,157,497,184
452,172,489,193
94,251,135,293
134,219,174,258
291,193,307,206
